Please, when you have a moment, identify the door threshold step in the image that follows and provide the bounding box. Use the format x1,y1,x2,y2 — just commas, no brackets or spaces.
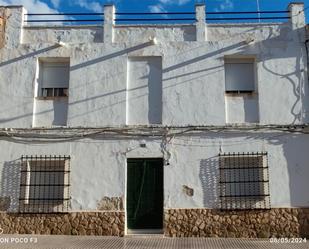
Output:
125,234,165,238
126,229,164,236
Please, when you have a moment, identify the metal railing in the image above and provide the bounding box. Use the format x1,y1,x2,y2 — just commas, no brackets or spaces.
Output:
25,13,104,24
114,12,196,23
24,9,290,25
206,10,290,22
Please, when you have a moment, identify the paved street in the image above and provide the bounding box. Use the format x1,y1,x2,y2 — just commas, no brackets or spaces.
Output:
0,235,308,249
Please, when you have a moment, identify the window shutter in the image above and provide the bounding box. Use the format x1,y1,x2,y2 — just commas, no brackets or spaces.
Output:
41,62,70,88
225,59,255,92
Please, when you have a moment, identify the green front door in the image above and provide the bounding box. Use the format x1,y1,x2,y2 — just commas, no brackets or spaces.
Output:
127,158,163,230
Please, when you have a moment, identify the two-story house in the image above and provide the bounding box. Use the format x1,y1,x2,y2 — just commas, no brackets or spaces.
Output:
0,2,308,238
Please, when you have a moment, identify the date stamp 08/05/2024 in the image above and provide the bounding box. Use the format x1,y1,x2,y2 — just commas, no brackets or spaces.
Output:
269,238,307,243
0,226,307,244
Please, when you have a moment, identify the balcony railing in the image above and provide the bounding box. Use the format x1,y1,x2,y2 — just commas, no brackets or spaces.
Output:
206,10,290,23
24,9,290,25
25,13,104,25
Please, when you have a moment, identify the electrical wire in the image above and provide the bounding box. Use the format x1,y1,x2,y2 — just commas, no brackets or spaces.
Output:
0,125,308,144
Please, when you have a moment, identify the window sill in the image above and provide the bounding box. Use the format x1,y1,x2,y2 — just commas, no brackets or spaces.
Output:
225,122,260,126
225,91,256,96
36,96,68,100
32,125,68,128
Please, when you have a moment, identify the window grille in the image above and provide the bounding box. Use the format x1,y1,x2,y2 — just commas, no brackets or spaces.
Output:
219,152,270,210
41,88,68,97
19,155,71,213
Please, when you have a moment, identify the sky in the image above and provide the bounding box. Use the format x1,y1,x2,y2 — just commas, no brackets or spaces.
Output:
0,0,308,23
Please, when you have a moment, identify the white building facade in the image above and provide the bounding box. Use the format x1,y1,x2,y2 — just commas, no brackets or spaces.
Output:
0,2,308,238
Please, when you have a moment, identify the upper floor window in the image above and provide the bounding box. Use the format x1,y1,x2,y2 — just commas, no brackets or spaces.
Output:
38,59,70,98
224,58,255,93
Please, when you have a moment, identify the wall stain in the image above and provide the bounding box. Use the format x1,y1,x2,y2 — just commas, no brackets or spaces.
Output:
97,197,124,211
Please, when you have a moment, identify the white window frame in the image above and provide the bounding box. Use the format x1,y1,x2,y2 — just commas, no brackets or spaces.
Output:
224,57,256,94
37,59,70,99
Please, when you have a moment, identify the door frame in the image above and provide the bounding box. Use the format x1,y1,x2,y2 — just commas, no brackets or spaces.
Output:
125,157,164,235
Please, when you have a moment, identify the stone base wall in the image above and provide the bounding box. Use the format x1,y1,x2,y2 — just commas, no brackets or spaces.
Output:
164,208,309,238
0,212,125,236
2,209,309,237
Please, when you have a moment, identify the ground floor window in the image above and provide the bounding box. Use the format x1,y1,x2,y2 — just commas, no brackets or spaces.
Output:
219,152,270,210
19,155,71,213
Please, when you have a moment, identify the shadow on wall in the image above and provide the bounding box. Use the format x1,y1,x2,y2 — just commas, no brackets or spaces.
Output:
52,99,68,126
0,31,249,124
268,134,309,237
1,26,307,125
197,131,309,236
0,41,156,125
268,134,309,207
147,58,162,124
0,159,21,212
195,129,309,236
259,26,308,124
199,157,220,208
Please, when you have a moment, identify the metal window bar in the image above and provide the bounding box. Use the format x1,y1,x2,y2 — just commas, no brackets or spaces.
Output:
19,155,71,213
219,152,271,210
41,88,68,98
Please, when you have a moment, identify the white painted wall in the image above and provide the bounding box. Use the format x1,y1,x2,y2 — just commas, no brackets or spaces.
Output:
0,132,308,211
225,94,259,124
114,25,196,43
127,57,162,125
33,99,68,127
0,4,308,211
23,26,103,44
0,6,307,127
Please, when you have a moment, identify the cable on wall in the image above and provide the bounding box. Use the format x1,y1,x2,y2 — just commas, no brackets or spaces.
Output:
0,125,308,144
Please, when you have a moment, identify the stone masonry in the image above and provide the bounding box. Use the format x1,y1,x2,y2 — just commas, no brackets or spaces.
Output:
0,209,309,237
0,212,125,236
164,208,309,238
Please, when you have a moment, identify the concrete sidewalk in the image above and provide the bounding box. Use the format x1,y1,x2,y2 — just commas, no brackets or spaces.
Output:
0,235,308,249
